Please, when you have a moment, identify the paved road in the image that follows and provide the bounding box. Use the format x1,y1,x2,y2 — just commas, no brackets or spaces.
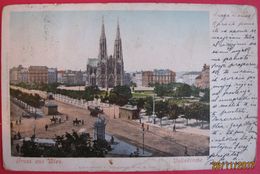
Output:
10,86,209,157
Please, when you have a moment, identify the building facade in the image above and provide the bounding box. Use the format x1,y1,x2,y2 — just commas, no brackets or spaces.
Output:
57,70,65,83
28,66,48,84
195,64,210,89
48,68,57,84
10,65,28,84
88,17,124,88
182,72,200,86
142,69,176,87
119,105,139,120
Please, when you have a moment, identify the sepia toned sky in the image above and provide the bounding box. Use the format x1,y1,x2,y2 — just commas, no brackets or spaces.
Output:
9,10,209,72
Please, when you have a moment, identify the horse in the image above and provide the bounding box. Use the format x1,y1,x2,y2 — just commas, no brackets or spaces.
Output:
73,119,81,126
50,117,58,124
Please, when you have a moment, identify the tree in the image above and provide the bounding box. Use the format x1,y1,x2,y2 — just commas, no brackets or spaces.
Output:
167,100,181,127
109,85,132,106
144,96,153,116
184,102,209,127
155,100,168,126
200,88,210,102
175,84,192,97
154,83,172,97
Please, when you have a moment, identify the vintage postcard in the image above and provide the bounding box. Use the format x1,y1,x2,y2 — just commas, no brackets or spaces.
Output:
1,3,257,171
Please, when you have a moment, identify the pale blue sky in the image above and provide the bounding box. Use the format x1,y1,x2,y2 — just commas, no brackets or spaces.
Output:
9,10,209,72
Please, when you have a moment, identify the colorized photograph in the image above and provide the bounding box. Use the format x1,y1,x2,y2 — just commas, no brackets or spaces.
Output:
9,10,210,157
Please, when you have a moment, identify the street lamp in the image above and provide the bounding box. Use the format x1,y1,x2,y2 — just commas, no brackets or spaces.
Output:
152,94,156,124
32,124,36,138
113,104,116,119
142,127,145,154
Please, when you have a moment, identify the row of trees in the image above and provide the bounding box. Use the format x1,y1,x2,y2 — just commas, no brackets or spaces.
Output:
20,131,111,157
153,82,209,102
10,88,43,108
141,96,209,127
15,83,133,106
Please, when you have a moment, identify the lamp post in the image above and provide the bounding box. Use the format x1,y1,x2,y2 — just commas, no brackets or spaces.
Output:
152,94,156,124
142,127,145,154
113,104,116,119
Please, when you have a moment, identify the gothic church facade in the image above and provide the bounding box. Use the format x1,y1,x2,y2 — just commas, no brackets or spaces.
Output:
87,17,124,88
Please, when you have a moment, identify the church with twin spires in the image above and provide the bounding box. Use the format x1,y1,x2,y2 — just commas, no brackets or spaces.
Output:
86,17,124,88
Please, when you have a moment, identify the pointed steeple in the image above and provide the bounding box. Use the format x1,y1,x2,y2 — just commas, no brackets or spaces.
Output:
97,16,108,88
113,17,124,86
100,16,106,40
116,17,121,40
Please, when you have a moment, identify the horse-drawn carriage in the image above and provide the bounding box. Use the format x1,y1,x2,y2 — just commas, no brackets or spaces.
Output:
88,105,103,117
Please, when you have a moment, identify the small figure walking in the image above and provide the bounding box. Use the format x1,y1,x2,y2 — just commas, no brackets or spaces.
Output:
45,124,48,131
173,125,176,132
16,143,20,154
19,116,22,124
82,120,84,125
141,123,144,129
184,146,188,156
15,120,18,125
17,131,21,139
59,118,61,124
147,125,149,131
110,136,114,144
66,115,68,121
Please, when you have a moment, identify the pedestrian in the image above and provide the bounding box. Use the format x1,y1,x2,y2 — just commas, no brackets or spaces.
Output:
16,143,20,153
19,117,22,124
173,125,176,131
45,124,48,131
147,125,149,131
184,146,188,156
17,131,21,139
82,120,84,125
66,115,68,121
59,118,61,124
15,120,18,125
110,136,114,144
141,123,144,129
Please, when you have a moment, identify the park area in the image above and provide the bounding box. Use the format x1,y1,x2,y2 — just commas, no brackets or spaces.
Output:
10,84,210,158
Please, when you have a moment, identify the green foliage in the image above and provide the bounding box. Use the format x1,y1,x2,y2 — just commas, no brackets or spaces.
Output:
20,131,111,157
184,102,210,123
10,88,43,108
154,83,172,97
108,85,132,106
200,88,210,102
55,86,100,101
167,100,181,120
155,100,168,119
144,96,153,116
175,84,192,97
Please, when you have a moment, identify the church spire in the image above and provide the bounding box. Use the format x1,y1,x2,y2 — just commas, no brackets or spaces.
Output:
116,17,121,39
113,17,124,86
100,16,106,40
97,16,108,88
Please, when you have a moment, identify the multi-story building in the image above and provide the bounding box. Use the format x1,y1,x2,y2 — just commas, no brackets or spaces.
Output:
130,71,143,87
63,70,84,86
142,69,176,87
75,71,84,85
48,68,57,84
90,17,124,88
86,58,98,86
9,65,28,84
28,66,48,84
195,64,210,89
57,70,65,84
182,72,200,86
